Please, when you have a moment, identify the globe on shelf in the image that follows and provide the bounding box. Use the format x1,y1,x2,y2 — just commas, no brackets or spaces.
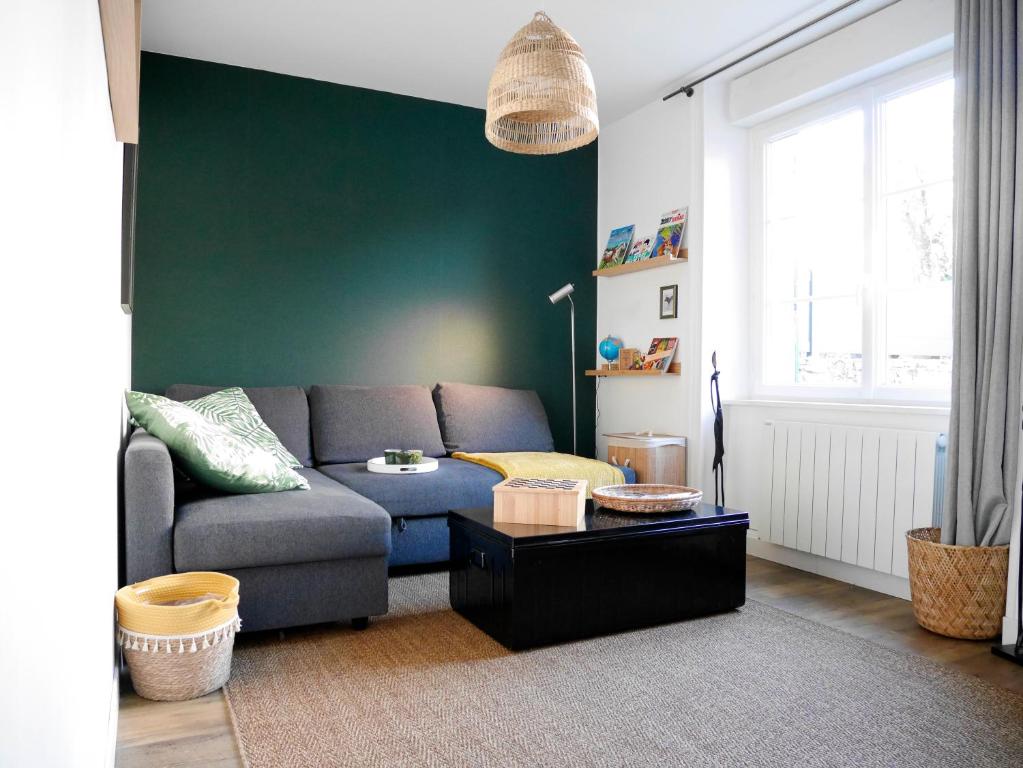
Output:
598,335,623,364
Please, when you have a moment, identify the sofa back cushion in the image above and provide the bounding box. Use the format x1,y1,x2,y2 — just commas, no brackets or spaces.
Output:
309,385,446,465
165,384,313,467
432,382,554,453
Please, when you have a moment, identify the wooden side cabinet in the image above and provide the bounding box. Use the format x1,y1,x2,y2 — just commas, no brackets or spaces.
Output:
606,438,687,485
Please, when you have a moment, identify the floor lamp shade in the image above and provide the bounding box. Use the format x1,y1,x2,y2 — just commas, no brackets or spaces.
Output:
485,11,599,156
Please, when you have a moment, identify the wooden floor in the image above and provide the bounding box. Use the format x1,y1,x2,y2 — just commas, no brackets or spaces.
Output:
115,556,1023,767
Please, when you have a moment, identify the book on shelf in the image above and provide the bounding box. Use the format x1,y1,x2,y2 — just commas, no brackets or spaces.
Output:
641,337,678,371
598,225,635,270
624,233,653,263
650,207,687,261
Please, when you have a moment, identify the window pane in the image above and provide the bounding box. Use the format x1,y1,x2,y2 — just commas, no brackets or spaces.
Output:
884,284,953,388
764,297,862,386
763,109,864,387
880,77,953,390
883,183,953,287
765,109,863,223
882,78,954,192
765,213,863,300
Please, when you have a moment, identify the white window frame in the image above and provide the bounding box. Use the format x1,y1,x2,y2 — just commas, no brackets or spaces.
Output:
749,53,954,405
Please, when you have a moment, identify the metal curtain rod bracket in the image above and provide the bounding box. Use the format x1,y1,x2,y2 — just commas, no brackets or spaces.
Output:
663,0,866,101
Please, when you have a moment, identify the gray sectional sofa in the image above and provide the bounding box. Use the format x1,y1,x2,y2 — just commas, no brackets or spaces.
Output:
123,382,556,632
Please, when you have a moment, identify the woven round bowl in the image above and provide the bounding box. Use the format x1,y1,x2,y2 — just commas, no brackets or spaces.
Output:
906,527,1008,640
592,484,703,513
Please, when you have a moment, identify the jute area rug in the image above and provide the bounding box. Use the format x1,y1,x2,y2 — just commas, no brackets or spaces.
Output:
224,573,1023,767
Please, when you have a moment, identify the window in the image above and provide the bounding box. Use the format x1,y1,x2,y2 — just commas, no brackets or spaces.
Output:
752,58,953,402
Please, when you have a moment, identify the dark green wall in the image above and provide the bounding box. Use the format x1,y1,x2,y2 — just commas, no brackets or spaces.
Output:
133,54,597,456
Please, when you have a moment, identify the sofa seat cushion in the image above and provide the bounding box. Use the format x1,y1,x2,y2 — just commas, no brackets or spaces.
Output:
166,385,314,468
317,458,502,519
309,385,446,464
174,469,391,571
432,382,555,453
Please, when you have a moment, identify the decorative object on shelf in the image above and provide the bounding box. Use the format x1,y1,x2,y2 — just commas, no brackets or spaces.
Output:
485,11,598,155
625,234,653,263
493,477,588,527
606,432,687,485
906,527,1008,640
619,347,640,370
598,225,635,270
367,456,439,474
547,282,577,455
641,337,678,371
115,572,240,701
710,350,725,506
651,207,688,260
659,284,678,319
384,448,423,465
598,335,623,369
592,483,703,513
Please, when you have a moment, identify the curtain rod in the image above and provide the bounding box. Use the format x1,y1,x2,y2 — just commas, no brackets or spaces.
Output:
662,0,866,101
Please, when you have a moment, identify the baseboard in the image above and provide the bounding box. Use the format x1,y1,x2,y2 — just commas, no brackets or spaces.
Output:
1004,615,1020,646
746,536,911,600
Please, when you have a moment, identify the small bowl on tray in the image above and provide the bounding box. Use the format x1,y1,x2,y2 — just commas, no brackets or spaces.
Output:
592,484,703,514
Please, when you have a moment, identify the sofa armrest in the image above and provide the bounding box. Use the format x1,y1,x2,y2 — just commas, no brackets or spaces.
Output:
124,429,175,584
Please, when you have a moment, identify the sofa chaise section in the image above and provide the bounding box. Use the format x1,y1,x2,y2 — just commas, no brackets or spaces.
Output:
124,386,392,632
318,459,501,566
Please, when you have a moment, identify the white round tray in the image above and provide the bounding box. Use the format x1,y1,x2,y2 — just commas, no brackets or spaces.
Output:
366,456,439,475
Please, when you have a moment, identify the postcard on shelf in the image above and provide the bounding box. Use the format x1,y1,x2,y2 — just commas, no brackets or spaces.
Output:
641,337,678,371
651,207,688,261
598,225,635,269
624,233,653,263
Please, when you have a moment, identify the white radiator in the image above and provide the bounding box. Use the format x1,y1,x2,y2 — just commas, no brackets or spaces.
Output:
764,421,941,578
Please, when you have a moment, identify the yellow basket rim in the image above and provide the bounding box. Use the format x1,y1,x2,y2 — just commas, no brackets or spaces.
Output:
115,572,239,635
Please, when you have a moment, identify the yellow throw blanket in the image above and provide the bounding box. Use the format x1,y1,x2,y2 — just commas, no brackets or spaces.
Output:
452,451,625,498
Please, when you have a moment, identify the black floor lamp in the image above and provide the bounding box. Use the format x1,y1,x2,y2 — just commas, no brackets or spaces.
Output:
548,283,576,456
992,489,1023,666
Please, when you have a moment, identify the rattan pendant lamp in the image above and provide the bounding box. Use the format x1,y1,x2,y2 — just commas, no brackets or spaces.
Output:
485,11,598,155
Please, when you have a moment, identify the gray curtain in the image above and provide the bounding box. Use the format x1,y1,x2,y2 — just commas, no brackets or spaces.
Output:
943,0,1023,546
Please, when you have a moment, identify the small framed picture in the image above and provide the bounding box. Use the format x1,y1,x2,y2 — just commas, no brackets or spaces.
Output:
660,284,678,319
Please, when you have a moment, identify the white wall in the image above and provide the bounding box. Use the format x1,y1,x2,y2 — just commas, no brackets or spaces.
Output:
595,96,698,464
693,79,752,498
729,0,954,125
0,2,129,766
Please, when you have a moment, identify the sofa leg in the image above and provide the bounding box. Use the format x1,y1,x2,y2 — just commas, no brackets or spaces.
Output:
351,616,369,631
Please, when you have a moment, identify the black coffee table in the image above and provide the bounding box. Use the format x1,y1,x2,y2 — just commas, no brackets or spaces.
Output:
448,503,749,650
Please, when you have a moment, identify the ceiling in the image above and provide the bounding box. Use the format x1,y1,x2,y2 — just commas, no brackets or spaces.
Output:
142,0,837,125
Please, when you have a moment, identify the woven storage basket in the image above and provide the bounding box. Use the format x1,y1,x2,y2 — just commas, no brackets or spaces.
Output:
115,572,240,701
592,484,703,513
905,527,1008,640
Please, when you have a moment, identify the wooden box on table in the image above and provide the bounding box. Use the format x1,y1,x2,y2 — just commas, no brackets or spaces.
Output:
492,477,587,528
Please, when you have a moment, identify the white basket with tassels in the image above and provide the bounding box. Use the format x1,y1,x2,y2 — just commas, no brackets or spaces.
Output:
115,572,240,701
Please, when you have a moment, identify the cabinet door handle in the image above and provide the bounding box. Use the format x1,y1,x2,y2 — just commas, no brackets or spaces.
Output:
469,548,487,569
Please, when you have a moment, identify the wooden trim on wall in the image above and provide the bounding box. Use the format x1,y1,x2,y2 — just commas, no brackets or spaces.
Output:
98,0,141,143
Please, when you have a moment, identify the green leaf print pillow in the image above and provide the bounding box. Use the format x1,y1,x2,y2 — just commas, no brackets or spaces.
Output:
183,387,302,469
125,391,309,494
